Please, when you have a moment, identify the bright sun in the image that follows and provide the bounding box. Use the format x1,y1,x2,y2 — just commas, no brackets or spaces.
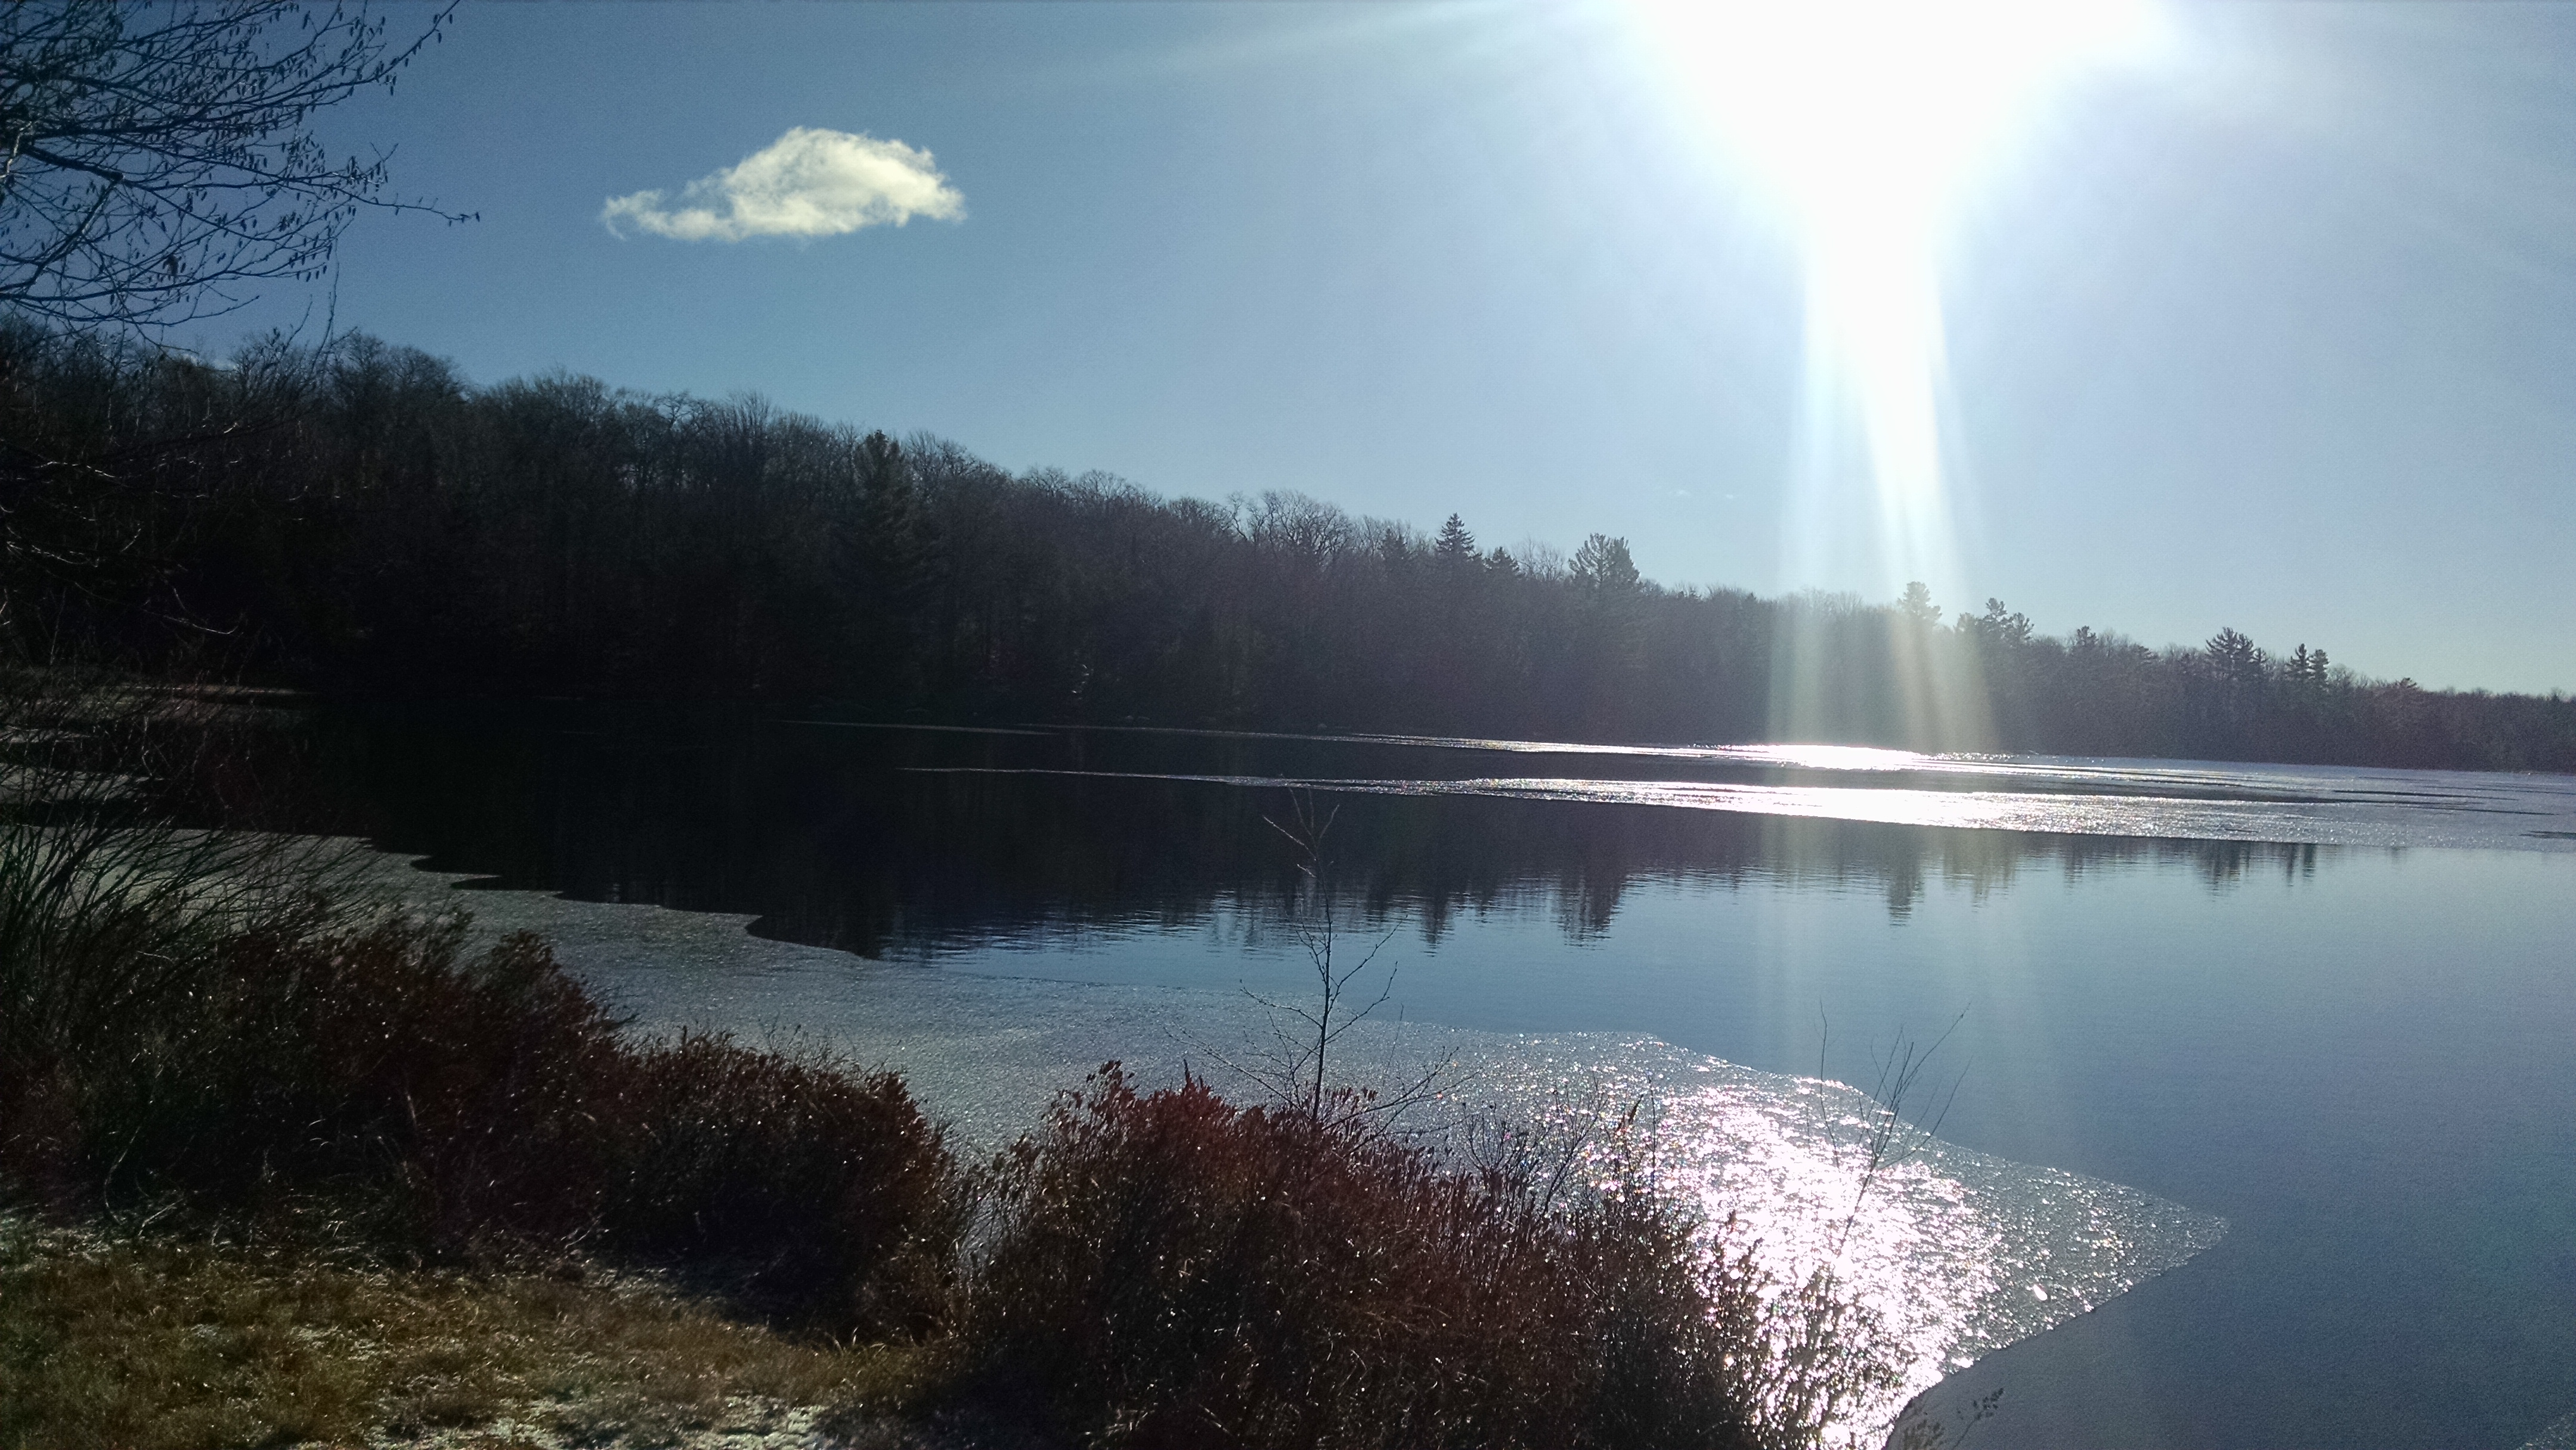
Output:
1630,0,2165,588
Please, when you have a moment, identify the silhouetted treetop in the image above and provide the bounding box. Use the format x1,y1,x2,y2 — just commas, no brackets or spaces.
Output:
1434,513,1475,566
1569,534,1640,596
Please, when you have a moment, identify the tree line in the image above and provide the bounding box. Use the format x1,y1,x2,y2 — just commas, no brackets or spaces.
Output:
4,323,2569,772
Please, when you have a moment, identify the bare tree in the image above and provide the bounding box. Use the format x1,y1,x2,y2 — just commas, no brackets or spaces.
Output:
1,0,465,331
1829,1013,1967,1253
1197,791,1448,1130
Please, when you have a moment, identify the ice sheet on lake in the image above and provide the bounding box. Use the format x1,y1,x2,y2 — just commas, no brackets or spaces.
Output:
913,745,2576,853
1450,1036,2223,1421
391,859,2226,1448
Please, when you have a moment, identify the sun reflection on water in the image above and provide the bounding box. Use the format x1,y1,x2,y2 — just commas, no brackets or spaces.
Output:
918,751,2576,853
1446,1034,2225,1446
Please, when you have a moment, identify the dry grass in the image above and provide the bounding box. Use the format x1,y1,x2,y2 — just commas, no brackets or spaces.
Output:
0,1213,942,1450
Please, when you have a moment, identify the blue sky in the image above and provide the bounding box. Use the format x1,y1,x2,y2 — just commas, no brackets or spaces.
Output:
183,2,2576,694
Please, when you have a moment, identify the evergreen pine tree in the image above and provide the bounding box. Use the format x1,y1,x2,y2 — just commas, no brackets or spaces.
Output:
1434,513,1476,566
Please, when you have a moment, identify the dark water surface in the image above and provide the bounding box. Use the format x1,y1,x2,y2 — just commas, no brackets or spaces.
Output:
324,708,2576,1449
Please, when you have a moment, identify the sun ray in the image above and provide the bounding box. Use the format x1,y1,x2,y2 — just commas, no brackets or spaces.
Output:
1629,0,2166,745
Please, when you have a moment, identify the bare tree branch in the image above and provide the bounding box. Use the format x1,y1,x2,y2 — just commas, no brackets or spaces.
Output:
1,0,470,331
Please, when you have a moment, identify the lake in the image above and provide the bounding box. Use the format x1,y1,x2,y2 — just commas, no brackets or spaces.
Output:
320,707,2576,1449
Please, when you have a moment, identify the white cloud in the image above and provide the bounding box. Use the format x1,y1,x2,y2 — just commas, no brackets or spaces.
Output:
602,126,965,243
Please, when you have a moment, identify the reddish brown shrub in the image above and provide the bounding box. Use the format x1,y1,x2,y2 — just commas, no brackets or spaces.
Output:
1,911,960,1339
602,1031,959,1333
961,1067,1808,1450
60,917,628,1245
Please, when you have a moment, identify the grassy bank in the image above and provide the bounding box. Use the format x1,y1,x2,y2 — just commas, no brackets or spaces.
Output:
0,674,1890,1449
0,1215,938,1450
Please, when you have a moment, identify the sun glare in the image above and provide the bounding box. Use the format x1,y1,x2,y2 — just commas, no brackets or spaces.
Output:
1632,0,2163,580
1629,0,2162,746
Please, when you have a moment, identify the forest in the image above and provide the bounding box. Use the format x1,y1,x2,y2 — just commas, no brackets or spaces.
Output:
6,321,2571,772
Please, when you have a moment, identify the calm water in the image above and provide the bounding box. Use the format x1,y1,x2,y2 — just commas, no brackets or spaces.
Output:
323,708,2576,1449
